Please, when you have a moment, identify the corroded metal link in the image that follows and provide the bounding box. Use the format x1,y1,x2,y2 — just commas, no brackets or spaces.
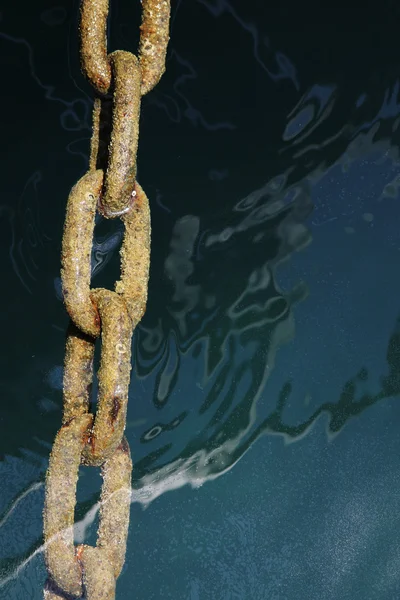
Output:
97,437,132,577
89,98,102,171
44,414,93,597
80,0,170,216
44,417,132,598
79,0,170,97
81,289,133,466
79,0,111,95
62,324,94,424
46,1,171,598
139,0,171,95
62,294,133,467
61,170,103,338
100,51,141,218
117,181,151,327
78,546,116,599
61,170,151,336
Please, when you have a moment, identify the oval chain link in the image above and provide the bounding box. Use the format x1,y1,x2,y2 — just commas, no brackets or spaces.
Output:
43,0,170,598
80,0,170,96
80,0,170,216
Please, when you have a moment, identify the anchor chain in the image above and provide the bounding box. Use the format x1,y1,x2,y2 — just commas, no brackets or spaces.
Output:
43,1,170,598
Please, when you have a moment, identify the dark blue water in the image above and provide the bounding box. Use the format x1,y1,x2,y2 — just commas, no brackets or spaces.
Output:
2,1,400,598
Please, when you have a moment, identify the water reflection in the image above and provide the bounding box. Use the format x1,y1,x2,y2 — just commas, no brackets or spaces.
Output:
128,181,311,502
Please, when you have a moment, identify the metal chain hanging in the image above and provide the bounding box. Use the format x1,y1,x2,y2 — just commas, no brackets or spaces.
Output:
43,2,170,598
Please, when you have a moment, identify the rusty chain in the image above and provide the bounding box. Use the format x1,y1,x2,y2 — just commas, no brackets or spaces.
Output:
43,1,170,598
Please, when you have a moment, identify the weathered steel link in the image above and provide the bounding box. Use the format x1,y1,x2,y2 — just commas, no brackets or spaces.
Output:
61,170,103,338
44,414,93,597
139,0,171,95
62,298,133,468
89,98,102,171
82,289,133,466
116,181,151,326
78,546,116,600
61,171,150,338
80,0,170,96
44,417,132,598
44,0,170,597
100,51,141,217
79,0,111,95
96,437,132,576
80,0,170,217
62,324,94,423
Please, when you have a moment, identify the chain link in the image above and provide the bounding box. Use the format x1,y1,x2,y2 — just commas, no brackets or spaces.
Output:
43,1,170,598
101,51,141,217
79,0,170,96
79,0,170,217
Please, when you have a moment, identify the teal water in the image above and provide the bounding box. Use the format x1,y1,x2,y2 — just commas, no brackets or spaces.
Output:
2,1,400,598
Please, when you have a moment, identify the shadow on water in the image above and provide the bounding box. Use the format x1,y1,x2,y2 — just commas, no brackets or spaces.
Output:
2,0,400,592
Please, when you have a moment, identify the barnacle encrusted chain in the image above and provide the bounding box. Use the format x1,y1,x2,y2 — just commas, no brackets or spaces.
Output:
43,2,170,598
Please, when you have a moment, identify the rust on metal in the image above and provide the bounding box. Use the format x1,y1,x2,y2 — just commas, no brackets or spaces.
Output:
110,397,121,423
44,0,171,596
62,324,95,424
139,0,171,95
80,0,111,95
61,290,135,467
44,417,132,599
80,0,171,97
61,170,103,338
100,51,141,218
81,288,133,466
97,437,132,577
116,181,151,326
43,414,93,597
61,177,150,338
78,545,116,600
89,98,102,171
